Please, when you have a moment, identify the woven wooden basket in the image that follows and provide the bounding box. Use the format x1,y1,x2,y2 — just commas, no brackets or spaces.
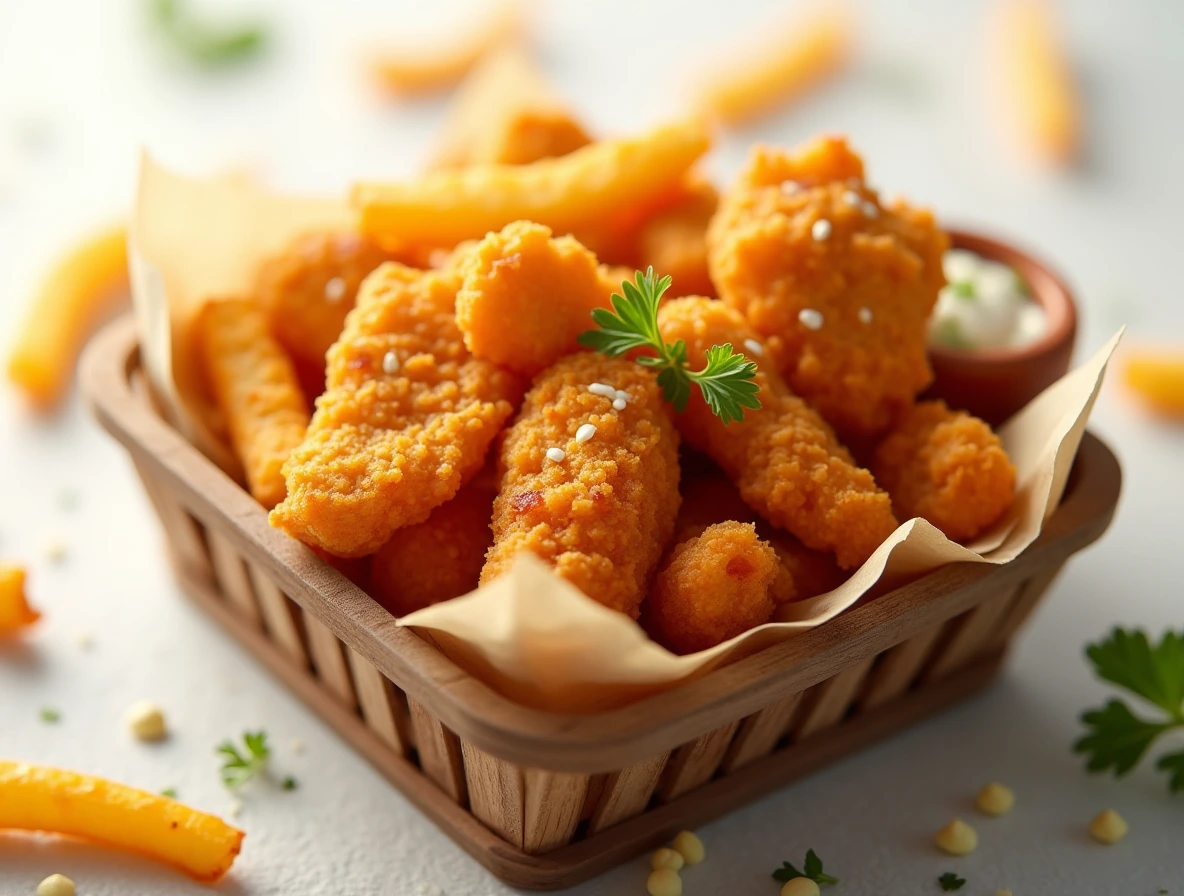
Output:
83,316,1120,890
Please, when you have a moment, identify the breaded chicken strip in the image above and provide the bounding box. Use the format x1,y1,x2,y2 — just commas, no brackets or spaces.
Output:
456,222,612,376
269,264,523,557
636,176,718,298
369,483,493,616
196,298,310,510
256,231,400,373
872,400,1016,542
643,521,781,654
708,135,948,439
657,297,898,569
482,353,680,617
761,527,848,599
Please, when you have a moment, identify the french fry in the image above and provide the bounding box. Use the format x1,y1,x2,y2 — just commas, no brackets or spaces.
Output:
1123,351,1184,418
992,0,1081,164
0,565,40,633
0,761,244,883
353,119,711,248
195,298,310,509
430,46,590,170
369,0,522,96
693,7,851,125
5,224,128,410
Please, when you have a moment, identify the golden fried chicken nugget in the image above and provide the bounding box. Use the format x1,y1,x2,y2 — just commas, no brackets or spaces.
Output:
369,483,493,616
872,400,1016,542
636,176,718,298
196,299,310,509
269,264,523,557
256,231,401,372
761,527,848,599
708,135,949,439
482,353,681,617
456,221,610,376
643,521,781,654
657,297,898,569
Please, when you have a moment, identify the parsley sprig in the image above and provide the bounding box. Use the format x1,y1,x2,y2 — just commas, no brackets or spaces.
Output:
938,871,967,891
217,730,273,788
148,0,268,68
577,268,761,425
1074,628,1184,793
772,849,838,886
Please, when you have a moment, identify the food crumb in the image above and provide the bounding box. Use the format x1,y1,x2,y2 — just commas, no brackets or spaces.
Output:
545,447,566,463
651,847,684,872
672,830,705,865
227,800,243,818
36,873,75,896
811,218,832,241
975,781,1015,816
291,737,305,755
1088,808,1128,844
74,631,94,650
42,538,67,564
575,423,597,444
646,867,682,896
798,308,824,330
780,879,821,896
125,700,168,742
935,818,977,855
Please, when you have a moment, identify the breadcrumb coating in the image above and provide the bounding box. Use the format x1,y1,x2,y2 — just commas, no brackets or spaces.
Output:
872,400,1016,542
482,353,681,617
657,297,898,569
369,483,493,616
643,521,781,654
196,298,310,510
636,177,718,298
708,135,949,438
761,527,848,599
269,263,523,557
256,231,400,371
456,221,610,376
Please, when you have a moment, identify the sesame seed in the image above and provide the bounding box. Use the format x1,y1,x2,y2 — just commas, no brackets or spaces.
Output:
842,190,861,206
546,447,566,463
589,382,616,398
862,201,878,218
743,338,764,357
291,738,305,755
780,180,801,196
859,307,873,323
324,277,347,303
812,219,832,241
614,389,630,402
228,801,242,819
575,423,597,444
799,308,824,330
612,398,627,410
382,351,399,374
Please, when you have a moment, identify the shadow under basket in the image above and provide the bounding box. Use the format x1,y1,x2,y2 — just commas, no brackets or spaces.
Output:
83,317,1121,890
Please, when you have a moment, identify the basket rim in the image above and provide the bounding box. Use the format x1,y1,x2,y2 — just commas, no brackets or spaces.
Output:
82,316,1121,772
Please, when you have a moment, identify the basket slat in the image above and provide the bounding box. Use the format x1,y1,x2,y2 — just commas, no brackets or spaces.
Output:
247,564,309,668
408,698,468,805
858,624,946,710
463,743,526,848
523,770,590,854
793,655,877,740
987,562,1067,651
923,585,1021,682
586,751,670,835
721,691,803,773
136,468,214,585
348,648,408,755
304,611,359,709
657,720,741,802
207,531,263,627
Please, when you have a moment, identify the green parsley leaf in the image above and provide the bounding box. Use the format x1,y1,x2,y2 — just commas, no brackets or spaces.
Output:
949,280,976,300
1074,628,1184,794
281,775,298,791
938,871,967,891
161,787,178,798
772,850,838,885
217,730,272,789
578,268,761,424
148,0,268,69
39,707,61,723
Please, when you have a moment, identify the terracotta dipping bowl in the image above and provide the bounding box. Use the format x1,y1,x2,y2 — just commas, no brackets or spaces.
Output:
926,229,1078,426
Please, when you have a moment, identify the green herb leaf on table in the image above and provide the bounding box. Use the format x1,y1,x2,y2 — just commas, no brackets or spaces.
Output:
161,787,178,799
217,730,272,788
281,775,299,791
772,849,838,885
938,871,967,891
949,280,976,300
148,0,268,68
1074,628,1184,794
39,707,61,723
578,268,761,424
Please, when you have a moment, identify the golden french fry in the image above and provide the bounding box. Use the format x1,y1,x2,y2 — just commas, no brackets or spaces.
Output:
1124,351,1184,418
6,224,128,410
0,761,244,883
369,0,522,96
0,566,40,633
353,118,712,248
694,7,851,124
195,298,310,509
992,0,1080,164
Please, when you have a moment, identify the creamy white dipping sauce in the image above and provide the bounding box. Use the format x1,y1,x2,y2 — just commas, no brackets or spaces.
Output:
929,249,1047,351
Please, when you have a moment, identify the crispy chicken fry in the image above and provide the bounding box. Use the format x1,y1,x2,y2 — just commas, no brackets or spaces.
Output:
353,119,711,248
196,298,310,509
635,176,718,298
369,483,493,616
643,521,782,654
1123,350,1184,418
708,135,948,438
657,297,898,569
872,400,1016,542
482,353,681,617
0,565,40,633
456,221,611,376
270,264,522,557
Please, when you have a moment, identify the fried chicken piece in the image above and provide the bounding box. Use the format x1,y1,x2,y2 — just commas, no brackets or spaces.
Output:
482,353,681,617
657,297,898,569
195,298,310,509
269,264,523,557
872,400,1016,542
761,527,848,599
456,222,611,377
636,176,718,298
643,521,781,654
369,483,493,616
708,134,949,439
256,231,401,372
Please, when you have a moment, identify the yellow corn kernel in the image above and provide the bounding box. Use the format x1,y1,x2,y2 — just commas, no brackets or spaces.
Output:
37,875,76,896
672,829,705,865
125,700,168,742
781,878,822,896
976,781,1015,816
651,847,685,872
935,818,978,855
646,868,682,896
1088,809,1128,844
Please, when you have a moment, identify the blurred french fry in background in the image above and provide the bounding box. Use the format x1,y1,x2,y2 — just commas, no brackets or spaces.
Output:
692,5,852,125
0,565,40,633
369,0,523,96
991,0,1081,165
5,224,128,411
1123,352,1184,419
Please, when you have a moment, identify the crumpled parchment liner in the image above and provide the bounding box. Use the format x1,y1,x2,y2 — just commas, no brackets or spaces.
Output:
131,156,1120,714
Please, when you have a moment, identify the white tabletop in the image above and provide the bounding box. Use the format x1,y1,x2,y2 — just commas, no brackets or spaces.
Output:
2,1,1182,894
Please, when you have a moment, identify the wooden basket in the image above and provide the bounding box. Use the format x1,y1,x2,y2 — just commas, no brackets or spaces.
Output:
82,317,1121,890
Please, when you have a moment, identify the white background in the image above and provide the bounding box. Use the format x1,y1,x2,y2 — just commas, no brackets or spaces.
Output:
1,1,1182,894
